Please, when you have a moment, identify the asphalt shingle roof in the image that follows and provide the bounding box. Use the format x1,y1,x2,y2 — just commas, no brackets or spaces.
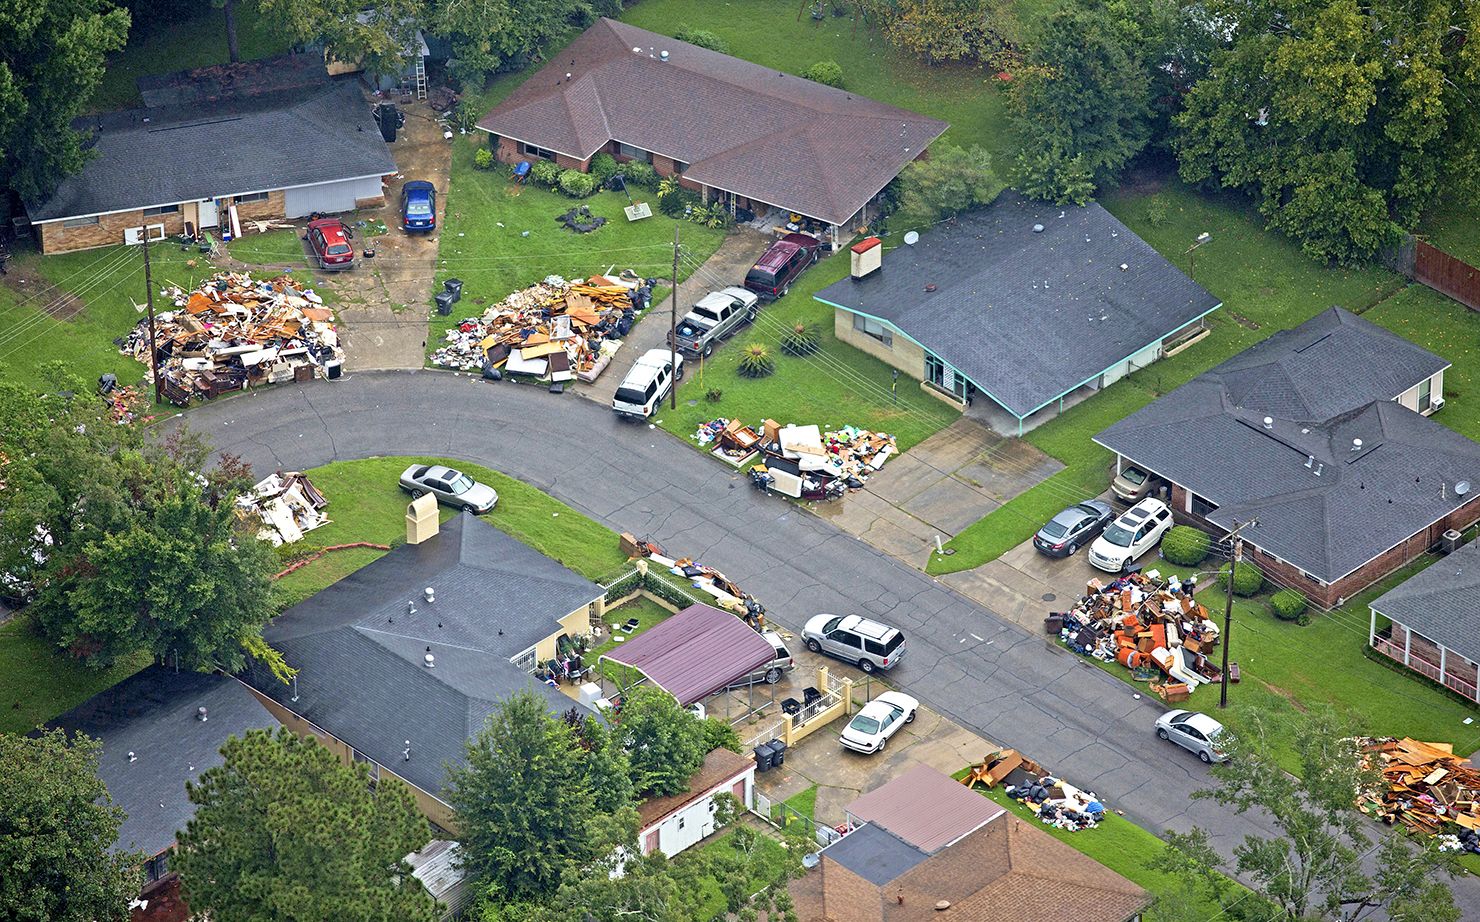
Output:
46,667,281,857
476,19,947,226
815,194,1220,418
29,78,395,222
1371,540,1480,661
844,763,1005,853
239,513,602,796
1096,308,1474,583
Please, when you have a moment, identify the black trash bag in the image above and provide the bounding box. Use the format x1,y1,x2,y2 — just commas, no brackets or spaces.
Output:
481,363,501,381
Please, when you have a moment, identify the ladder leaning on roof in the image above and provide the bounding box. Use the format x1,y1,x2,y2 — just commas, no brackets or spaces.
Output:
413,55,427,100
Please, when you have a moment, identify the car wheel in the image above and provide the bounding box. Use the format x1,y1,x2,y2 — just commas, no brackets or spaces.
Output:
703,342,714,358
1199,750,1212,764
1067,543,1079,555
410,489,425,500
858,658,876,674
877,737,887,752
765,667,782,685
675,364,685,381
1156,728,1170,741
905,709,916,724
805,638,821,653
746,308,757,323
781,285,791,298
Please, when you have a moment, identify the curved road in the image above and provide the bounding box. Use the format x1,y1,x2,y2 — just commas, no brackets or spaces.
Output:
177,372,1474,914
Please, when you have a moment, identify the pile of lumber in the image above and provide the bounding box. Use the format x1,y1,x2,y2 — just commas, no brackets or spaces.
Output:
961,747,1041,790
1360,737,1480,838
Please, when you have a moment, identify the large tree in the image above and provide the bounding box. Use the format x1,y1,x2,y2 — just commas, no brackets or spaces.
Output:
0,0,129,203
431,0,593,87
854,0,1018,66
1173,0,1480,264
616,684,707,796
174,728,438,922
255,0,425,79
0,730,143,922
892,144,1005,229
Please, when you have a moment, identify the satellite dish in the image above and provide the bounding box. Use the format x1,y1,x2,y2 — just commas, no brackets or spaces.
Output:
903,230,920,245
1458,481,1471,496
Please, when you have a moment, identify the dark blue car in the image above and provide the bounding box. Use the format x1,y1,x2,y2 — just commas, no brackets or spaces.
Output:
401,180,436,233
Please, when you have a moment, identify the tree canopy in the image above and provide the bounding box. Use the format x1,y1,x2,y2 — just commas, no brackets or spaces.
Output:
431,0,594,87
616,684,707,796
255,0,425,79
854,0,1018,66
892,144,1005,228
174,728,438,922
0,730,143,922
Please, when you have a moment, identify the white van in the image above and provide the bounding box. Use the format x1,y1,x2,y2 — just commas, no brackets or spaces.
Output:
612,348,684,419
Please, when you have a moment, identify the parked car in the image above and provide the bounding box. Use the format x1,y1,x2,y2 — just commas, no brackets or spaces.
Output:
744,233,822,301
612,348,683,419
727,631,796,687
1033,500,1115,558
668,287,759,357
801,613,906,674
1088,497,1173,572
840,691,918,754
1111,464,1160,503
1155,709,1229,763
401,180,437,233
305,217,355,270
398,464,498,513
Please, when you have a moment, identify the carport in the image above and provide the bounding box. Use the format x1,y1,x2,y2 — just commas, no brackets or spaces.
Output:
598,604,777,715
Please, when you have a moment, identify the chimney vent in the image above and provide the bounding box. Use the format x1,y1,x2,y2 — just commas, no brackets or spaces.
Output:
406,493,439,545
1262,416,1273,429
424,587,435,603
197,706,208,722
850,236,882,279
1352,438,1363,451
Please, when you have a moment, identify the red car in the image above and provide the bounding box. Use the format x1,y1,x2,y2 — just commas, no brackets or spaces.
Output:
744,232,822,300
305,218,356,270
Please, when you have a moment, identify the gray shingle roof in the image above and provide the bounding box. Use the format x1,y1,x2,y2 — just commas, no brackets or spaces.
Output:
476,19,947,226
29,79,395,222
1096,308,1474,583
815,193,1220,418
1370,540,1480,662
46,667,281,857
239,513,602,796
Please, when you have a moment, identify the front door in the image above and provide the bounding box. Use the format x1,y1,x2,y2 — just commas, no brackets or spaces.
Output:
198,199,219,228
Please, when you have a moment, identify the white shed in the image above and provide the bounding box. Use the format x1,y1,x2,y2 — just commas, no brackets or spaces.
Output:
637,748,756,858
405,839,472,921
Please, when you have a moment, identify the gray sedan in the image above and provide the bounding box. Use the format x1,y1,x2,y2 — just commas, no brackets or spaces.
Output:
1032,500,1114,557
398,464,498,514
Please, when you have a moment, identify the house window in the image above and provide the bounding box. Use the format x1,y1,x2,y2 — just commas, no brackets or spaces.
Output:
351,749,380,785
143,204,180,217
62,215,100,228
234,192,270,204
678,817,685,829
520,141,556,160
926,353,969,400
144,852,170,882
852,313,892,347
616,142,652,163
1417,377,1433,413
1189,493,1218,518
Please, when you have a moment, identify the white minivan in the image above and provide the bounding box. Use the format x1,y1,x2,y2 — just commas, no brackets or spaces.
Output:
612,348,684,419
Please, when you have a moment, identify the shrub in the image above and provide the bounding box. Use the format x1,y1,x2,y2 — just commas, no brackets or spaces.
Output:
1144,195,1170,228
473,148,494,171
620,161,658,189
781,323,821,356
531,159,562,187
674,27,727,53
1160,526,1211,566
656,178,699,217
1218,561,1264,597
1270,589,1308,622
737,343,775,378
689,201,731,229
896,144,1004,227
559,169,598,197
590,152,618,183
452,101,479,133
803,60,844,88
704,387,724,403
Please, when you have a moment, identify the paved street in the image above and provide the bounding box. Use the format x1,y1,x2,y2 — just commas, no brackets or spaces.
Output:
173,371,1478,915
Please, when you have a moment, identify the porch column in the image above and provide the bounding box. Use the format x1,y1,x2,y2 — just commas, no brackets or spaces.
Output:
1404,628,1412,666
1440,646,1447,682
1368,607,1376,647
831,223,841,252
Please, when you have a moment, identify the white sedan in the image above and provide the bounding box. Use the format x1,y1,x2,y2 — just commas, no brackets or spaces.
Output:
840,691,918,754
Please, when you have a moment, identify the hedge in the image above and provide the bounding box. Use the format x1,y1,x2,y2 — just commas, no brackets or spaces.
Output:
559,169,598,197
531,159,561,186
620,161,658,189
674,27,728,53
802,60,844,88
1270,589,1308,621
1160,526,1211,566
1219,561,1264,597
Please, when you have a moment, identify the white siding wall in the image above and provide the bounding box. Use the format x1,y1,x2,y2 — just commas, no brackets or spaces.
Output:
1101,339,1165,388
639,767,755,859
1396,370,1445,413
284,176,384,218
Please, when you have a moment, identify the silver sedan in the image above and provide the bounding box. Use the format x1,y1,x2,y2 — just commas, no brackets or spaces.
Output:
398,464,498,514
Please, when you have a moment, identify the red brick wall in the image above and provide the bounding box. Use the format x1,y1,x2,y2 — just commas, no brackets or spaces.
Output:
555,152,591,172
494,136,525,167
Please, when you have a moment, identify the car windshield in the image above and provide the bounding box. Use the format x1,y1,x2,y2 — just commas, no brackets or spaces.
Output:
326,244,352,255
1041,520,1069,539
447,473,474,494
848,714,881,735
1102,523,1135,546
614,387,647,406
691,306,722,323
407,199,432,215
1121,467,1148,485
746,269,776,287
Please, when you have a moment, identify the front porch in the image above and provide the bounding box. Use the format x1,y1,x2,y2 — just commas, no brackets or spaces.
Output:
1370,619,1480,703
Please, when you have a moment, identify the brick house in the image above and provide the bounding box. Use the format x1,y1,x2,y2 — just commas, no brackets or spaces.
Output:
475,19,947,245
27,57,395,255
1095,307,1478,608
1369,539,1480,703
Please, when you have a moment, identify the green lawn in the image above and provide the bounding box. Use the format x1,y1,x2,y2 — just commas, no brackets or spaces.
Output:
680,829,797,921
779,784,819,823
591,597,670,659
0,616,152,735
1419,200,1480,268
1365,284,1480,441
928,181,1407,574
226,229,308,270
656,247,962,452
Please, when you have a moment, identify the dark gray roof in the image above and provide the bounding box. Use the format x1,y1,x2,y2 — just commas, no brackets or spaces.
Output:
815,193,1220,418
46,667,280,857
29,79,395,222
136,53,331,108
824,822,930,886
239,513,603,796
1371,541,1480,661
1096,308,1474,582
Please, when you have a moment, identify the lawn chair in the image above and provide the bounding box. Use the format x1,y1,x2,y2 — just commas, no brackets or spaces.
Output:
512,160,532,185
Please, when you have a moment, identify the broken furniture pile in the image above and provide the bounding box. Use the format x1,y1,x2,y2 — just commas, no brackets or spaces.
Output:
962,748,1107,832
118,272,342,406
1359,737,1480,853
621,533,768,629
1051,572,1222,699
237,471,329,546
431,273,656,383
691,417,897,501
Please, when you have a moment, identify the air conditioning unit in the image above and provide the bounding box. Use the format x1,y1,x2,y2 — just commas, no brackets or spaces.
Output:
1430,396,1445,412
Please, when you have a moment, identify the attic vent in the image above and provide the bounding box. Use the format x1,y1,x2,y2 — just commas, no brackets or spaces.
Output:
149,115,244,133
1032,224,1044,233
1262,416,1273,429
197,706,208,722
424,587,436,603
660,50,669,60
1352,438,1363,451
425,647,435,668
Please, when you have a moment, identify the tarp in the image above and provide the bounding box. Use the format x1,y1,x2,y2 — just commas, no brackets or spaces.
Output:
599,603,775,705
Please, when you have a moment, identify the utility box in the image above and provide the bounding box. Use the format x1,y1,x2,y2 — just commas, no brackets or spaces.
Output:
850,236,882,279
1441,529,1462,554
406,493,439,545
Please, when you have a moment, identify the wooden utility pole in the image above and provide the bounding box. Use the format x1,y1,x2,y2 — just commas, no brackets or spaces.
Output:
669,224,679,410
142,233,162,405
1219,518,1256,709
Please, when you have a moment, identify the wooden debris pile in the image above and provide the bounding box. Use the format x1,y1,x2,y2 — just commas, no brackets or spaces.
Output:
237,471,330,546
1360,737,1480,852
692,417,897,501
119,272,342,406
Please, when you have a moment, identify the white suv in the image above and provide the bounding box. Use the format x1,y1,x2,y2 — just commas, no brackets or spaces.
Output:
1089,498,1173,573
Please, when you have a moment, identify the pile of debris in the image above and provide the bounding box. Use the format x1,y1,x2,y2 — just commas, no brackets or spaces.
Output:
118,272,342,406
1050,571,1221,700
691,417,897,500
430,273,655,382
237,471,329,546
962,748,1107,833
1359,737,1480,852
621,533,768,629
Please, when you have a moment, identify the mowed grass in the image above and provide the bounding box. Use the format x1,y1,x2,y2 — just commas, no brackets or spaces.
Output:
657,247,961,452
1419,200,1480,268
0,616,152,735
1365,284,1480,441
928,180,1407,574
591,597,670,659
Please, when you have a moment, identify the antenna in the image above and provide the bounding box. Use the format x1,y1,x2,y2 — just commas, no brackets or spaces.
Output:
903,230,919,245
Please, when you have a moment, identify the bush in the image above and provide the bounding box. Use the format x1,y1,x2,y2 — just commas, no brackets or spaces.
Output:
1218,561,1264,597
780,323,821,356
1144,195,1170,228
473,148,494,171
656,178,700,217
531,159,562,187
896,144,1004,227
688,201,731,229
803,60,844,88
590,152,618,184
559,169,598,197
704,388,724,403
1270,589,1308,622
674,27,728,53
737,343,775,378
620,161,658,189
1160,526,1211,566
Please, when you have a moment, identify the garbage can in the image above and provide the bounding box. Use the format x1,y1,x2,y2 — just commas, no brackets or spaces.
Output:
377,103,401,142
444,278,463,302
753,742,775,772
435,291,456,316
768,738,787,768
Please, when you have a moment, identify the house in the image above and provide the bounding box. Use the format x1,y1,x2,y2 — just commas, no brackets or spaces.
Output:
789,765,1150,921
815,194,1221,433
476,19,947,242
324,11,431,96
1370,539,1480,703
636,747,756,858
27,56,395,254
45,666,284,920
237,507,606,830
1096,307,1477,607
598,602,779,705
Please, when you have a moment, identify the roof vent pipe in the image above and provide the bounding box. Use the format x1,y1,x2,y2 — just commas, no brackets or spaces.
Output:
425,647,435,668
197,706,208,722
1352,438,1363,451
424,587,435,603
1262,416,1273,429
1305,456,1314,469
660,50,669,60
128,751,137,762
1314,463,1324,477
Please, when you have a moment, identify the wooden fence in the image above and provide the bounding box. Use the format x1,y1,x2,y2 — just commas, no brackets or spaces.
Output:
1383,235,1480,312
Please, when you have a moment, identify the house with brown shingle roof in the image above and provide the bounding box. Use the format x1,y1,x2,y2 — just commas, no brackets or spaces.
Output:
476,19,947,239
790,766,1150,922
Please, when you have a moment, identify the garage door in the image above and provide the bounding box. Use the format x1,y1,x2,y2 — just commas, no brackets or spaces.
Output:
284,178,378,218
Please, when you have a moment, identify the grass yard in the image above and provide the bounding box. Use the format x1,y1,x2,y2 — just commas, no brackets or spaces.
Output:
928,180,1408,574
1419,200,1480,269
225,229,309,270
657,247,962,452
1365,284,1480,441
591,597,671,659
0,616,153,735
679,828,797,921
779,784,819,823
